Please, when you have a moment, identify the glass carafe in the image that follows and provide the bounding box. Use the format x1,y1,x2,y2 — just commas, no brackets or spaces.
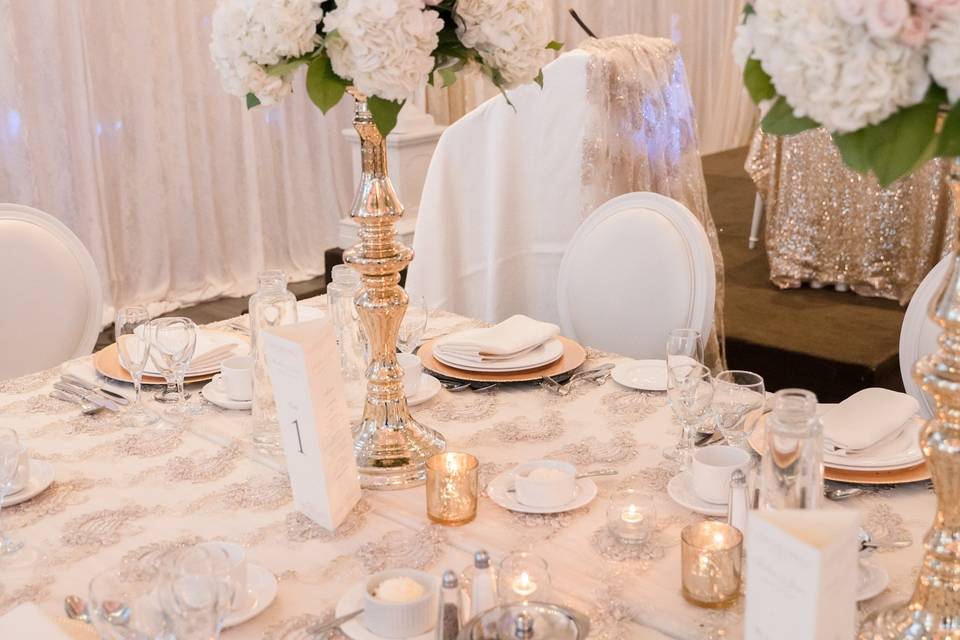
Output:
759,388,823,510
248,270,298,454
326,264,366,409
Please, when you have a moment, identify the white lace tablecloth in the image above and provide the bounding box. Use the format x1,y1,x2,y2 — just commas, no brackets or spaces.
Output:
0,299,933,639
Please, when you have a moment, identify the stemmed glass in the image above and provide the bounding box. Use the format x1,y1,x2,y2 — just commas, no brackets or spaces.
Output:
712,370,765,447
151,317,198,416
115,306,160,427
89,566,168,639
397,295,428,354
666,328,704,369
158,545,234,639
664,362,715,464
0,428,36,568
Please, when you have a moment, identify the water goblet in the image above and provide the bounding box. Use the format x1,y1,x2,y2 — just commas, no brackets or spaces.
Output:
0,428,36,568
666,328,704,369
664,362,715,465
89,566,168,640
151,317,198,415
158,544,234,639
115,306,160,427
712,370,765,447
398,295,428,354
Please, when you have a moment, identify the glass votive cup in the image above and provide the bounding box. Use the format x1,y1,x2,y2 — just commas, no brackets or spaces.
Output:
680,521,743,608
606,488,656,544
496,551,551,604
426,452,479,526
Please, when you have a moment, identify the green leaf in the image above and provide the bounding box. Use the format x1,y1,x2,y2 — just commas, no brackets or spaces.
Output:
938,102,960,158
245,93,261,109
832,129,875,174
743,2,756,15
265,57,308,77
305,54,349,114
760,97,819,136
533,70,544,88
368,96,404,137
438,67,457,88
743,58,775,104
546,40,563,51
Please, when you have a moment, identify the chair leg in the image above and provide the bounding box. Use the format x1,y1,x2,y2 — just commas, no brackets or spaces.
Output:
748,192,764,250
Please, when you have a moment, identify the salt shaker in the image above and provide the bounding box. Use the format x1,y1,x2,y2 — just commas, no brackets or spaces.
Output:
461,549,497,618
437,570,461,640
727,468,748,534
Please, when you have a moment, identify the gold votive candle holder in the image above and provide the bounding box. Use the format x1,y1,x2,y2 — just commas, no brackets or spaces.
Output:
426,452,479,526
680,521,743,608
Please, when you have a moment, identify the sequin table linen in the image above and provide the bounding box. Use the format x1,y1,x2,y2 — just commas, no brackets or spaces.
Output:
0,300,933,639
747,127,956,303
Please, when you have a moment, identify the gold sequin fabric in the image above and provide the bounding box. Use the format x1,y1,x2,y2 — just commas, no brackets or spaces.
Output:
747,128,957,304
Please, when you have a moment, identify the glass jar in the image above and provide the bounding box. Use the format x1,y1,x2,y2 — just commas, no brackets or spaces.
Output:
326,265,366,409
248,270,298,454
759,388,823,510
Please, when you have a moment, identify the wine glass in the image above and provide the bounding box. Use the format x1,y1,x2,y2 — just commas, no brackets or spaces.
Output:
712,370,766,447
89,566,168,640
398,295,428,354
666,328,704,369
158,545,234,639
664,362,715,465
0,428,36,568
115,306,160,427
151,317,198,416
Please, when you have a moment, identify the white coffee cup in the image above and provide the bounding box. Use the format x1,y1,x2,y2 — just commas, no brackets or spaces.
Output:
219,356,254,402
397,353,422,397
197,541,249,611
691,445,752,505
513,460,577,508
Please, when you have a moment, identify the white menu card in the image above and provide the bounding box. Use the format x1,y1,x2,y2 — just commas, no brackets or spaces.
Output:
745,509,860,640
262,317,360,531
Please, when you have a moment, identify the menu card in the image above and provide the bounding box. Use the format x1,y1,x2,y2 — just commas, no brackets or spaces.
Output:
745,509,859,640
0,604,73,639
262,317,360,531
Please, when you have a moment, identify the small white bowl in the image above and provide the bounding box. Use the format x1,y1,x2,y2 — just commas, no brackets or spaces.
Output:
362,569,437,638
513,460,577,508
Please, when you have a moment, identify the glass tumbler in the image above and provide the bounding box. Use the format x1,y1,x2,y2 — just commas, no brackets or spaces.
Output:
759,388,823,510
496,552,551,605
425,452,479,526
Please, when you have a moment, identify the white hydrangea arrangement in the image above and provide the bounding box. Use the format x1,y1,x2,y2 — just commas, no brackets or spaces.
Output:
734,0,960,186
210,0,560,136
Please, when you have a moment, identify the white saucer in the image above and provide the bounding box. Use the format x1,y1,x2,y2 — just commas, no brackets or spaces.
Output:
858,561,889,602
666,472,727,517
486,471,598,514
222,563,277,628
336,582,433,640
201,378,252,411
433,339,564,373
4,460,54,507
612,359,668,391
406,374,441,407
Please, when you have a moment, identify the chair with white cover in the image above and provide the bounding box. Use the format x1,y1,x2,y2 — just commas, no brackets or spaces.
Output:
557,192,715,359
0,204,102,379
900,253,953,419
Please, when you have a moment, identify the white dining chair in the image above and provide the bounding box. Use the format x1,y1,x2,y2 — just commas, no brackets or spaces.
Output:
556,192,715,359
0,204,102,380
899,253,953,419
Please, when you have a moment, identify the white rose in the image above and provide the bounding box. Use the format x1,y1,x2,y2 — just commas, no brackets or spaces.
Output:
864,0,910,39
927,7,960,103
732,15,756,68
834,0,867,25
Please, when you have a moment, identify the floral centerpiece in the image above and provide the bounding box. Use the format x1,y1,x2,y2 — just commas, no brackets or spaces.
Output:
734,0,960,186
209,0,560,136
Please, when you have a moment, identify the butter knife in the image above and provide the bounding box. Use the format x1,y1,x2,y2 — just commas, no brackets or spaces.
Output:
61,374,130,405
54,382,121,412
307,609,363,635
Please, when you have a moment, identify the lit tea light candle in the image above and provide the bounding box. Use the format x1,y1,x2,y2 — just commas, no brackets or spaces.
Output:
607,489,655,544
681,522,743,608
497,551,551,605
512,571,537,597
426,452,479,526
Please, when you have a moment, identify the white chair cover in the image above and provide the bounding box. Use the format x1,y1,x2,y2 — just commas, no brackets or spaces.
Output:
0,204,102,379
407,34,725,366
557,193,715,359
900,253,953,418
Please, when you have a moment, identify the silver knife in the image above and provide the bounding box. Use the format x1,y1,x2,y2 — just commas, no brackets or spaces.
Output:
54,382,121,412
307,609,363,635
61,374,130,405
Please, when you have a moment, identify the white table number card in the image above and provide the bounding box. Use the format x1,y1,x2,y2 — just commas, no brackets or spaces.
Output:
262,317,361,531
745,509,860,640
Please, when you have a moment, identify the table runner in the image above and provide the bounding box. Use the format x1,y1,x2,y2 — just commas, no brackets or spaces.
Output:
0,298,933,639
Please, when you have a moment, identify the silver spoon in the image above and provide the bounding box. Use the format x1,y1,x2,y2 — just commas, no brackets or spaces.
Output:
307,608,363,635
64,595,90,623
826,486,865,501
507,469,618,492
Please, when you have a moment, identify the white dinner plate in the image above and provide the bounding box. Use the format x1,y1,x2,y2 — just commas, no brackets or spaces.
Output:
143,331,250,377
222,563,277,629
432,339,564,373
406,374,441,407
612,359,668,391
4,460,55,507
336,582,434,640
486,471,598,514
824,416,924,471
858,561,889,602
201,377,252,411
666,472,727,517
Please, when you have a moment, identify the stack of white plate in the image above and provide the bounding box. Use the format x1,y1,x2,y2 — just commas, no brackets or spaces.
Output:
142,330,250,378
823,415,924,472
432,339,564,373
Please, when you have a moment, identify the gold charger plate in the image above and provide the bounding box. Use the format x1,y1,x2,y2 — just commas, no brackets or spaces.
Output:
93,330,249,385
748,413,930,485
419,336,587,383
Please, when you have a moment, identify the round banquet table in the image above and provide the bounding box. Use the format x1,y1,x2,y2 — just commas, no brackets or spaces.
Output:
0,297,933,639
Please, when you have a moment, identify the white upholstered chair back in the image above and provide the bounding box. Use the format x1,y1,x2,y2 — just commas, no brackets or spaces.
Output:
0,204,102,379
900,253,952,419
557,192,715,359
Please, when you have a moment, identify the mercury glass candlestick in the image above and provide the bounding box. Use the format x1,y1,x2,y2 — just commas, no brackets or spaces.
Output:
497,552,551,605
606,488,656,544
680,521,742,608
344,93,445,489
425,452,478,526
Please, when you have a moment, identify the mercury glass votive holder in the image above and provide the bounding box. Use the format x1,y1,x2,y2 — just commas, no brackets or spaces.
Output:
606,488,656,544
425,452,479,526
496,551,551,605
680,521,743,608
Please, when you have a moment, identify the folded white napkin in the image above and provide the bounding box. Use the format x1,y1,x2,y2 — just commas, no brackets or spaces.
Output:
0,603,73,639
821,388,920,454
434,315,560,363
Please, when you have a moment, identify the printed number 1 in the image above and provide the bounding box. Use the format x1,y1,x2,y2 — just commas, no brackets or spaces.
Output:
292,419,304,454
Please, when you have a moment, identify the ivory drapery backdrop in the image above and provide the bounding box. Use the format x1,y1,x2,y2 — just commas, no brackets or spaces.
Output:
0,0,753,324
